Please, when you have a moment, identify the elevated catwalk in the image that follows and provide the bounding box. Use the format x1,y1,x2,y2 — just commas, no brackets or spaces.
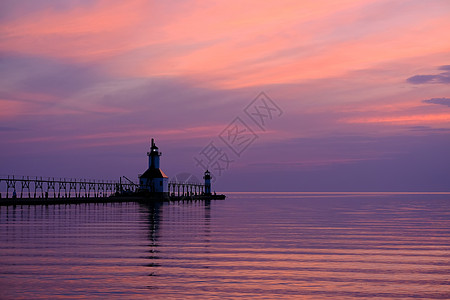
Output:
0,175,225,206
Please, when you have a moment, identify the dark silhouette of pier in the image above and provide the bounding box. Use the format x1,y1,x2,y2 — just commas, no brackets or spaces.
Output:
0,175,224,205
0,138,226,205
0,175,122,199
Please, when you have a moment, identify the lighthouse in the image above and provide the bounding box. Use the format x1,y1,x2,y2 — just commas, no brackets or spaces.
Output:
139,138,169,198
204,170,211,195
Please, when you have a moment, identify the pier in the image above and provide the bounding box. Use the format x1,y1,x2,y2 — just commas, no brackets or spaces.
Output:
0,138,225,205
0,175,224,205
168,181,205,197
0,176,127,199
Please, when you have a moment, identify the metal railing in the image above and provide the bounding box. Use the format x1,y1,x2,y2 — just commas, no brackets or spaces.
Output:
0,176,137,199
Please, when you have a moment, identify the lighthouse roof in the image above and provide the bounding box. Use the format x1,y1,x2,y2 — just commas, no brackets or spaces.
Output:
140,168,168,179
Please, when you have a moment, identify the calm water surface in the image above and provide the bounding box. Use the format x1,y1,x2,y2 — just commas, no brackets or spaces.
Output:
1,192,449,299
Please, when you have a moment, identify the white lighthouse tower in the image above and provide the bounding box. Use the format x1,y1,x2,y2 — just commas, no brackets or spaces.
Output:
139,138,169,198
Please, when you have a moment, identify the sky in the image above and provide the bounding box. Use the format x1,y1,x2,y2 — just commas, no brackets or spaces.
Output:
1,0,449,191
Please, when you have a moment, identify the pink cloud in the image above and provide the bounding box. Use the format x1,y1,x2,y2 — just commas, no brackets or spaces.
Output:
8,124,227,149
342,113,450,125
4,0,449,90
0,99,25,117
0,0,150,61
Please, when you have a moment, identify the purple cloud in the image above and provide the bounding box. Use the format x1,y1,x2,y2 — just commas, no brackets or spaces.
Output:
409,126,450,132
0,126,24,132
0,52,103,98
407,65,450,84
0,0,94,22
422,97,450,107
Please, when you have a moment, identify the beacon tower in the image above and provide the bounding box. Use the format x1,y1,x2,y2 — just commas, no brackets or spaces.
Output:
139,138,169,198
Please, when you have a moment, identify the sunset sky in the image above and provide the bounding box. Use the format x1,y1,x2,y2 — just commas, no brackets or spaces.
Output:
1,0,449,191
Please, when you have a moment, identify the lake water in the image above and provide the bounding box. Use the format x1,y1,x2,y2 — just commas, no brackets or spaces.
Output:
1,192,449,299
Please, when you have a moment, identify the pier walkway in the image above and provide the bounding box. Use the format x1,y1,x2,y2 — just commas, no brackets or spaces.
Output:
0,175,222,205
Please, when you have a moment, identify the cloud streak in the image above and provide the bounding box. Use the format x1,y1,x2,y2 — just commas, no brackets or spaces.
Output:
423,97,450,107
407,65,450,84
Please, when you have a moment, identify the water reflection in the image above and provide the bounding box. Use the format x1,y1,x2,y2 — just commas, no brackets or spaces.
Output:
139,202,162,271
139,200,212,276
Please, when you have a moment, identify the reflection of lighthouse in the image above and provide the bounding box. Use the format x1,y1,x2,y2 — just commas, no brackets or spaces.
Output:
139,138,169,198
204,170,211,195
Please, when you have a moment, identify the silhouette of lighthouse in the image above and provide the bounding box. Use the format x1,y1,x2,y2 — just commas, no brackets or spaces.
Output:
139,138,169,198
